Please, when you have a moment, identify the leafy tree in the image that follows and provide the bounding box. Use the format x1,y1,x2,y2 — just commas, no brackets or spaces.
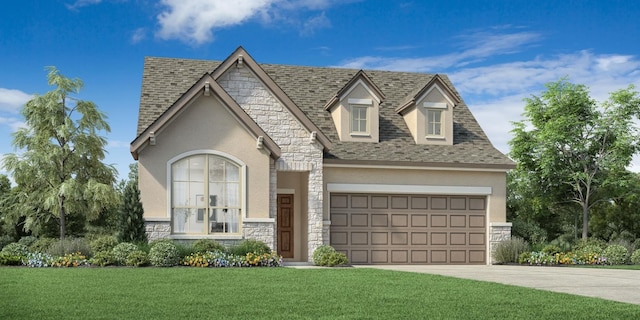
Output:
2,67,118,240
510,79,640,240
118,163,146,242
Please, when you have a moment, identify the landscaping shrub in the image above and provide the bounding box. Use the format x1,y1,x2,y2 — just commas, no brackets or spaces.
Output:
90,235,118,254
18,236,38,247
519,251,556,266
631,249,640,265
601,245,629,265
192,239,225,253
0,253,23,265
174,242,197,259
24,252,54,268
29,238,57,253
492,237,529,264
1,242,29,256
90,251,117,267
46,238,91,257
573,238,606,252
125,250,149,267
312,245,348,267
229,239,271,256
541,244,562,256
0,235,14,250
112,242,139,265
149,241,180,267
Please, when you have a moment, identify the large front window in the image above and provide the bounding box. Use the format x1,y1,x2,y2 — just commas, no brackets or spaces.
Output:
171,154,241,234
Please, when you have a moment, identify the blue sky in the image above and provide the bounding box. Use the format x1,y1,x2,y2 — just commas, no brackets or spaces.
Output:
1,0,640,181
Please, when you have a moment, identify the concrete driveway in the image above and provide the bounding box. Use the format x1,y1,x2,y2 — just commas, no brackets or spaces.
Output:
357,265,640,305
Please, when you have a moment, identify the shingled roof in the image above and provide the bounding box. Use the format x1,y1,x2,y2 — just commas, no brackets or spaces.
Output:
136,56,515,169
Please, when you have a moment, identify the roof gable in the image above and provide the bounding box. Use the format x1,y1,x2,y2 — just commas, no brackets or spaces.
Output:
130,73,281,160
396,74,461,114
323,70,385,111
211,46,332,151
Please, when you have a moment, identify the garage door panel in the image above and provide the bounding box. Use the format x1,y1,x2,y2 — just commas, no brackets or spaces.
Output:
391,250,408,263
331,213,348,227
371,232,388,245
450,215,466,227
371,250,389,263
330,194,486,265
391,232,408,245
351,214,368,227
411,232,428,245
391,196,409,209
371,196,388,209
371,214,388,227
391,214,408,227
351,250,368,263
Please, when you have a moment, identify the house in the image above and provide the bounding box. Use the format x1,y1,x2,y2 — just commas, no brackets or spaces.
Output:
130,47,516,265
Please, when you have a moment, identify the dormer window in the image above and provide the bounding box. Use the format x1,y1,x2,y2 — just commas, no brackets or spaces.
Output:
324,71,385,143
349,98,372,136
425,102,447,138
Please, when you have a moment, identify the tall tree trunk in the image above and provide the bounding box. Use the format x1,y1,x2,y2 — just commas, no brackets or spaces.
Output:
582,202,589,240
59,195,66,241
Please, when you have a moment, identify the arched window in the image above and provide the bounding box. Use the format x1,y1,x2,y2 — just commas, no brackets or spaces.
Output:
171,154,241,235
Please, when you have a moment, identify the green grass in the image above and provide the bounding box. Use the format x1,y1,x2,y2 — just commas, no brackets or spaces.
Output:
1,267,639,319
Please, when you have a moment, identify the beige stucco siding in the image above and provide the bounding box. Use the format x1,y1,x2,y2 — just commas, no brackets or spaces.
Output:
323,167,507,223
138,95,271,220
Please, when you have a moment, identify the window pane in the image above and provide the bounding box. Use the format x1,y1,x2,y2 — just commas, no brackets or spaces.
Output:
226,162,239,182
209,156,224,182
172,159,189,181
427,110,442,136
352,106,367,133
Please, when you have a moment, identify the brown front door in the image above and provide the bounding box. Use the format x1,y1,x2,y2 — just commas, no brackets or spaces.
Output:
277,194,294,258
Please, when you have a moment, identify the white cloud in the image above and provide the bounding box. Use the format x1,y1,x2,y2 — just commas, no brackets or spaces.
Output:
155,0,350,45
0,88,32,113
335,28,543,72
0,116,26,132
131,27,146,44
66,0,103,10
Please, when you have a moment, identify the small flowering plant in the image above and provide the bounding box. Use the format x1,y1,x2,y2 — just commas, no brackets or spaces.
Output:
52,252,88,267
23,252,54,268
181,250,282,268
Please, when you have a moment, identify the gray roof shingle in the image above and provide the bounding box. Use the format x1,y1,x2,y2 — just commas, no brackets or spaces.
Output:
137,56,514,168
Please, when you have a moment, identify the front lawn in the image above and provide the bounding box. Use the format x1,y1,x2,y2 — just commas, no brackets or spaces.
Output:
1,267,639,319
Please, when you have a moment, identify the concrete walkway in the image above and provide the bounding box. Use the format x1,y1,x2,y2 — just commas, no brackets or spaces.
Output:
355,265,640,305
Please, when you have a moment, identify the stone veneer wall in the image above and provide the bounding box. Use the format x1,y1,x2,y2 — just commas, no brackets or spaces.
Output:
489,222,513,264
243,221,276,249
145,219,171,241
218,67,324,261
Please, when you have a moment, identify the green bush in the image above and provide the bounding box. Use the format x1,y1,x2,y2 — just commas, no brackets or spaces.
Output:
18,236,38,247
229,239,271,256
90,251,116,267
631,249,640,265
1,242,29,256
0,253,23,266
493,237,529,264
312,245,349,267
125,250,149,267
573,238,606,252
90,235,118,254
0,235,14,250
149,241,180,267
174,242,197,259
46,238,91,257
541,244,562,255
29,238,57,253
601,245,629,265
192,239,225,253
112,242,139,265
520,251,556,265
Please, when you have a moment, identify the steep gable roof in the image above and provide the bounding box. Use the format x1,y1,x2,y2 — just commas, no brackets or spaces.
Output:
131,72,281,160
136,53,515,169
323,70,386,111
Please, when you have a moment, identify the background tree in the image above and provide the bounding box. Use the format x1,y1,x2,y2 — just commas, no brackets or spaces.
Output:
2,67,118,240
118,163,146,242
509,80,640,240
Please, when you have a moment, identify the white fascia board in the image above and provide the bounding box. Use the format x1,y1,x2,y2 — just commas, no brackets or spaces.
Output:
326,183,492,195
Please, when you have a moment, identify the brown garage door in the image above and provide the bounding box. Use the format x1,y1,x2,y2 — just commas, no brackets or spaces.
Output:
330,194,486,264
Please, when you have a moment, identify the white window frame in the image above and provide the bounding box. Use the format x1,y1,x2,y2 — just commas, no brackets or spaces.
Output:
424,102,446,138
167,150,246,237
349,98,373,136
